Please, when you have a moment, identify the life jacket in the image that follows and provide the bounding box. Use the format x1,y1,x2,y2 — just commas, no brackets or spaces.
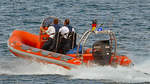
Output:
56,32,76,54
66,25,73,32
41,24,61,52
63,25,76,47
53,25,76,54
53,24,61,32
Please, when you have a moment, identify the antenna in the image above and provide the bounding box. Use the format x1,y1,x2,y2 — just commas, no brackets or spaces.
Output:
108,15,114,29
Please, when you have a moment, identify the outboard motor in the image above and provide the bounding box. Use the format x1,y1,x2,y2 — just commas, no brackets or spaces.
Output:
92,40,112,65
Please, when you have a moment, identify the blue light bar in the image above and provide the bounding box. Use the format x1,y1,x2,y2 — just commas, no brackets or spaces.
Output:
97,27,103,31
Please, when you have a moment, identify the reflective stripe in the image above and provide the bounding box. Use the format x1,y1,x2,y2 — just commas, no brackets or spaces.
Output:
31,48,41,52
7,42,78,68
21,45,30,50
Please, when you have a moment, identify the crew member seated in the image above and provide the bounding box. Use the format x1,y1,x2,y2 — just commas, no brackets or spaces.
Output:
42,18,61,52
58,19,76,54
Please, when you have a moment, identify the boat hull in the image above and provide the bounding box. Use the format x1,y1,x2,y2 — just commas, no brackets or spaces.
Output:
8,30,132,69
8,30,81,69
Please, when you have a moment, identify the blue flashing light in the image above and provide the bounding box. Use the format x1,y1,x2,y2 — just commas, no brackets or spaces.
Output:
97,27,103,31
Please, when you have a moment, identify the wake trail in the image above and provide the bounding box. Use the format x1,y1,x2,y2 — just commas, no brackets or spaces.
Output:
69,65,150,83
0,57,150,83
0,58,69,75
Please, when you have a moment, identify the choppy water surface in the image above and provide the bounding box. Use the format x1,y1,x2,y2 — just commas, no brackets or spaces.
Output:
0,0,150,84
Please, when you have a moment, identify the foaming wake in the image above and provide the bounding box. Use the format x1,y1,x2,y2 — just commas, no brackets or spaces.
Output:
134,60,150,74
0,58,69,75
0,57,150,83
69,65,150,83
67,55,150,83
68,56,150,83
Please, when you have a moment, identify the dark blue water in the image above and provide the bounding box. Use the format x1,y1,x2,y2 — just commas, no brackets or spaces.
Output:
0,0,150,83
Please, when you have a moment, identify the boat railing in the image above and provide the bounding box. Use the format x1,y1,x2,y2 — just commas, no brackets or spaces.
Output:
76,30,117,61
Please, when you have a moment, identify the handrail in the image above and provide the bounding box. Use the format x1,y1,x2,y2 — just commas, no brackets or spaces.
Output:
76,30,90,58
76,30,117,60
82,31,92,54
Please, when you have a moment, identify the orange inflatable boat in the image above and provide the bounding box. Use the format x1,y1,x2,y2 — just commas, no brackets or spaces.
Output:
8,17,132,69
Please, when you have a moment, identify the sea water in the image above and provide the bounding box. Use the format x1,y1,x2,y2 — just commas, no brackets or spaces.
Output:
0,0,150,83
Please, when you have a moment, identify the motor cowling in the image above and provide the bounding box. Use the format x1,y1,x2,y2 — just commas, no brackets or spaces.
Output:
92,40,112,65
